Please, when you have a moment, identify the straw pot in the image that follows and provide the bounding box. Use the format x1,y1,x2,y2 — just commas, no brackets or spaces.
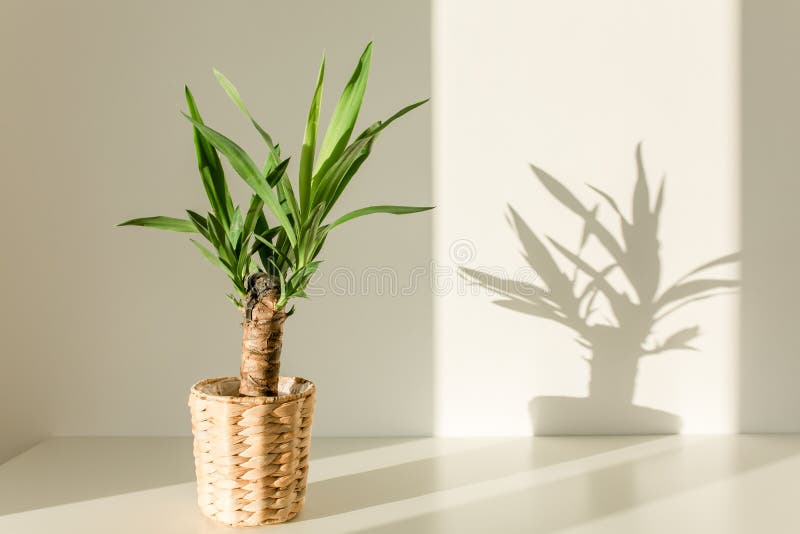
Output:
188,376,316,526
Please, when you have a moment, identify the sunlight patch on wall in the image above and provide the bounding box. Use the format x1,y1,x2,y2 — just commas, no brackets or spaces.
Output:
433,0,740,435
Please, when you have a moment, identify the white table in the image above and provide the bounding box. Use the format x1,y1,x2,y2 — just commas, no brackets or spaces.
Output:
1,436,800,533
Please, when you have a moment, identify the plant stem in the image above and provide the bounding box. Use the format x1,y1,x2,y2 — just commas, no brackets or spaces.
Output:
239,273,286,397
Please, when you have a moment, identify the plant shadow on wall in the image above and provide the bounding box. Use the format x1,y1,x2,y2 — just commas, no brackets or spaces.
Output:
462,145,740,434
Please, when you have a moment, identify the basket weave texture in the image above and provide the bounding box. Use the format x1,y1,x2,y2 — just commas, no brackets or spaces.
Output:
188,376,315,526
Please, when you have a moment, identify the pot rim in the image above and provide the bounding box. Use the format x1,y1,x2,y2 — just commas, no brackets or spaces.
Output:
190,376,315,405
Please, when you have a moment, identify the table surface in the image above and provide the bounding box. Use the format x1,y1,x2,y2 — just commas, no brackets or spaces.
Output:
1,435,800,533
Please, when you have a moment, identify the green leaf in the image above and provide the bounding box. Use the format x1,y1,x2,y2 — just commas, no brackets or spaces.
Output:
287,260,322,297
235,237,252,280
328,205,433,231
324,100,430,220
212,68,275,149
118,216,196,233
355,98,429,140
297,202,327,265
300,58,325,218
184,86,233,226
191,239,235,279
264,144,283,186
228,206,243,248
254,234,291,265
206,212,236,265
181,113,297,248
313,135,374,210
268,259,287,308
315,42,372,175
279,174,300,230
242,194,264,242
186,210,211,241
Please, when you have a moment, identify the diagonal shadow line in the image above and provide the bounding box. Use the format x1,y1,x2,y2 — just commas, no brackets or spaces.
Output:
342,436,800,534
0,437,431,517
295,436,665,522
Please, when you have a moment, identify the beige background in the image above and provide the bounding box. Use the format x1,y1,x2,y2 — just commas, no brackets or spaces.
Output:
0,0,433,463
739,0,800,431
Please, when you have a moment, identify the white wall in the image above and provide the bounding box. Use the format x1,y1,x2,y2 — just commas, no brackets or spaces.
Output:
434,0,741,435
0,0,432,463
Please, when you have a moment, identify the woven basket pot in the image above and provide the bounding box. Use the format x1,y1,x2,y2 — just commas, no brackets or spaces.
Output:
188,376,316,527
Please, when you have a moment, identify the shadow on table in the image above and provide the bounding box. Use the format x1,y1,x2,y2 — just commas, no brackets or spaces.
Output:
297,436,662,521
342,436,800,533
0,436,428,517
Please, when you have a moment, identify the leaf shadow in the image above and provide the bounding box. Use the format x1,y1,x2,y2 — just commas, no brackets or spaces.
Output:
462,144,740,434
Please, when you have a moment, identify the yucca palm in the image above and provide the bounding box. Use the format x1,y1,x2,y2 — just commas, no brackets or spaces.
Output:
120,43,432,397
462,145,738,407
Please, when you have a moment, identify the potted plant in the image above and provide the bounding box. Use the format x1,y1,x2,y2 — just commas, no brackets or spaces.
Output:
119,43,431,526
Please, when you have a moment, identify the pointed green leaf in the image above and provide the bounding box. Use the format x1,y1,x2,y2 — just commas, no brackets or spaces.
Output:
185,86,233,225
254,234,290,265
118,216,196,233
186,210,211,241
213,68,275,149
321,137,376,220
243,194,264,241
313,134,374,210
181,113,297,247
206,212,235,265
328,205,433,231
356,98,429,140
191,239,235,278
300,58,325,218
315,42,372,175
228,206,243,248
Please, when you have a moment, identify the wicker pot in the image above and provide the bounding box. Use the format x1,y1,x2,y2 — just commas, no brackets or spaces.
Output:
188,376,316,527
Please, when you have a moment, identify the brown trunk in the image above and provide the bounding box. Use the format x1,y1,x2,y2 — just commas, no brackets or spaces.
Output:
239,273,287,397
